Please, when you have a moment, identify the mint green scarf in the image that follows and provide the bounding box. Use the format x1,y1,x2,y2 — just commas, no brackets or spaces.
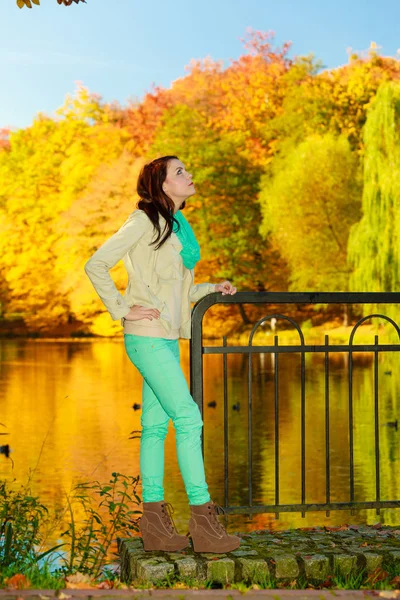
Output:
172,210,201,270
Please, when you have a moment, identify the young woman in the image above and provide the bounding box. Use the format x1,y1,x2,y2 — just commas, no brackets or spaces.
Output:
84,155,240,553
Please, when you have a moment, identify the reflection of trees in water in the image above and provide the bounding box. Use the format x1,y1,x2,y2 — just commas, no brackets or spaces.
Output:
203,348,399,527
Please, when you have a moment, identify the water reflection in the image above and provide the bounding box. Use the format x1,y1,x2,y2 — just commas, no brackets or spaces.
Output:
0,338,399,545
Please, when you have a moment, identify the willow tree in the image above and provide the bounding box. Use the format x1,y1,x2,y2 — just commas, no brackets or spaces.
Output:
347,82,400,339
347,83,400,290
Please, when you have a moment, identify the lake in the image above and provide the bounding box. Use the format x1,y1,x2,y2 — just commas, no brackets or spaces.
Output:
0,337,399,547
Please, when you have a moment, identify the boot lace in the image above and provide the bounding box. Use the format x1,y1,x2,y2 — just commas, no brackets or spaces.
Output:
160,501,177,534
207,501,227,535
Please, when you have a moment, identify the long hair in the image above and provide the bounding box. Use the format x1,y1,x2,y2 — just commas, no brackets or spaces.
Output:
136,155,185,251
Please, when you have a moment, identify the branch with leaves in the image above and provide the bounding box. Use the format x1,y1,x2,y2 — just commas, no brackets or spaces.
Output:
16,0,86,8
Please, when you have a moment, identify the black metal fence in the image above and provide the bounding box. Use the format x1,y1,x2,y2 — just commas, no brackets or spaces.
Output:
189,292,400,517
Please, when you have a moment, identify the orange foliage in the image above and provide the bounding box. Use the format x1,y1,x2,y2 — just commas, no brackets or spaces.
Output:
4,574,31,589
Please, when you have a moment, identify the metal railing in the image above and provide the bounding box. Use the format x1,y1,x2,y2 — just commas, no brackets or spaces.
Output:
189,292,400,517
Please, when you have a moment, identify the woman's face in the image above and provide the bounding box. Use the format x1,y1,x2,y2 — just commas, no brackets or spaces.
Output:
162,158,195,213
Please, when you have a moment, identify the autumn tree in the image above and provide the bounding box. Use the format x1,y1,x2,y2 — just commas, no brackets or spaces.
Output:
269,49,400,155
0,85,128,330
56,152,145,336
16,0,86,8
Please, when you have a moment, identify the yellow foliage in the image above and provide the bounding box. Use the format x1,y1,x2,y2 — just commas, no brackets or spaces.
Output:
90,312,123,337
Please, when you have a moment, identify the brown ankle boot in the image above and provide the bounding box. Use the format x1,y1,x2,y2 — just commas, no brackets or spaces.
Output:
188,500,241,553
139,501,190,552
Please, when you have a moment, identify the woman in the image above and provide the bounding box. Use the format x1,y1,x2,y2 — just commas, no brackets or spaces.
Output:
84,155,240,553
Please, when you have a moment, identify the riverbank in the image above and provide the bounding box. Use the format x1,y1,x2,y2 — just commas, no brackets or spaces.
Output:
0,320,389,346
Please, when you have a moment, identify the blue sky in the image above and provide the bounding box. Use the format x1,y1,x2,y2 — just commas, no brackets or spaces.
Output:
1,0,399,130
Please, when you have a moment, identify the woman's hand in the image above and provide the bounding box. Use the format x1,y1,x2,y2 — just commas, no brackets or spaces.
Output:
215,281,237,295
124,305,161,321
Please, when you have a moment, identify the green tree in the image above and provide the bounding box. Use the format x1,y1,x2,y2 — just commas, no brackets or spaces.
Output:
258,133,362,291
150,103,289,295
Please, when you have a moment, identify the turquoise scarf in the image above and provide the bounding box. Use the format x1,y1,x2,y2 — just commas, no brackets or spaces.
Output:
172,210,201,270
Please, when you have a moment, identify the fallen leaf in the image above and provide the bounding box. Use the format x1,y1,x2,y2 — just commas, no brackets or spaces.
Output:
322,579,334,588
371,522,383,529
65,581,96,590
171,582,188,590
65,572,95,590
65,583,95,590
390,576,400,589
360,541,370,547
96,581,113,590
65,573,91,584
367,567,389,584
4,575,30,590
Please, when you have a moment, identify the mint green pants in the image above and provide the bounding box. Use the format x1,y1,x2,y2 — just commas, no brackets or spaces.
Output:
124,334,211,506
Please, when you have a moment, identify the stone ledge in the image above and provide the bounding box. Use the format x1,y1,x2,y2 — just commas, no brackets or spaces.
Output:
118,524,400,585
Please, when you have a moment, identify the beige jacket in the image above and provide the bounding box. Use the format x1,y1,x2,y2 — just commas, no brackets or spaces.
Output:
84,208,217,339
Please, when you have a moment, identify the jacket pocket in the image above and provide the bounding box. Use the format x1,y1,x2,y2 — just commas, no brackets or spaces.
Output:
155,241,183,282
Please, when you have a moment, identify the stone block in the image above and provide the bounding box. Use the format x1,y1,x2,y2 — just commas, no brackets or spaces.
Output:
136,557,175,583
272,554,300,579
122,536,143,549
363,553,383,573
237,557,270,583
230,549,258,557
206,557,235,584
119,539,148,583
253,534,274,543
164,552,189,560
301,554,330,580
333,554,358,576
176,557,198,578
388,551,400,567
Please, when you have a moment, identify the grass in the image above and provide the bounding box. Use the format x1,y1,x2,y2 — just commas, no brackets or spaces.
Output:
123,563,400,592
0,563,65,590
1,561,399,591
